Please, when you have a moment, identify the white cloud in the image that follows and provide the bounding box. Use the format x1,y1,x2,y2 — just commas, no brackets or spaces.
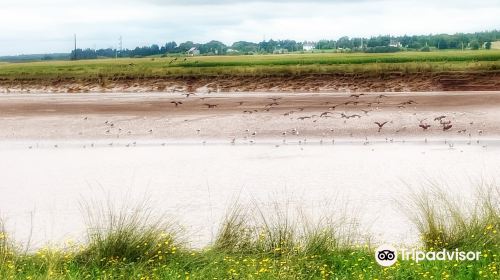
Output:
0,0,498,55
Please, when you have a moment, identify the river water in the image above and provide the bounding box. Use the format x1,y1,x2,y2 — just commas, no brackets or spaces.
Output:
0,139,499,249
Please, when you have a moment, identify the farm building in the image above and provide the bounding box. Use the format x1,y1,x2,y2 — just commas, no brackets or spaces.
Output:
187,47,200,56
389,39,402,48
303,42,316,51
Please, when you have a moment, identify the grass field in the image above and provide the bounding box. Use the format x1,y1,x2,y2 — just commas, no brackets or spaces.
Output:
1,185,498,279
1,50,500,82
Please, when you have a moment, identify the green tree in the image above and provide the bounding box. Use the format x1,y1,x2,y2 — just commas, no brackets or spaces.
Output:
485,41,492,49
231,41,258,53
164,41,177,53
199,40,227,55
470,40,480,50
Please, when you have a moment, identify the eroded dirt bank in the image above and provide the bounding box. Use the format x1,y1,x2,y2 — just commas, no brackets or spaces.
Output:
1,71,500,93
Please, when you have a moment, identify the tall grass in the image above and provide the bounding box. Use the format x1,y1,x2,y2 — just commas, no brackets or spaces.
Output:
0,219,10,265
0,218,18,277
77,198,182,266
0,184,498,279
403,182,500,251
213,200,360,256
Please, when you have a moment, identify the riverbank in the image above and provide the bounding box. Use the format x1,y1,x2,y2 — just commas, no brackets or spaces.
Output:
1,51,500,93
1,71,500,94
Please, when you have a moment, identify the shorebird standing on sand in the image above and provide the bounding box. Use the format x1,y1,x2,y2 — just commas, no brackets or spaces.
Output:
204,104,218,109
182,93,196,98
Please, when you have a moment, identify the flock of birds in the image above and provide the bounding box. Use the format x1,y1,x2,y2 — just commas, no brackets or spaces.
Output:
24,92,490,149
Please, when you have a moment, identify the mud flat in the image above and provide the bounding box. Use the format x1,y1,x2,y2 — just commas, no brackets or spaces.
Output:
0,91,499,141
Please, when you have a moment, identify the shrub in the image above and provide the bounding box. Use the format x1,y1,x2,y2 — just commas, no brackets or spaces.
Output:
213,201,360,256
76,199,182,266
403,183,499,251
420,46,431,52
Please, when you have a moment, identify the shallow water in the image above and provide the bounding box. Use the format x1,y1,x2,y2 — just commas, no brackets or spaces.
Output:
0,140,499,249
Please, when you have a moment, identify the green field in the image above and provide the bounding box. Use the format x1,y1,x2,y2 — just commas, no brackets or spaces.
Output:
1,50,500,82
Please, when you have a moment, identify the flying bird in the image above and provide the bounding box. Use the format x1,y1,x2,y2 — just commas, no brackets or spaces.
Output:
374,121,388,132
350,94,365,98
344,101,359,106
341,113,362,119
171,101,183,107
443,124,453,131
400,100,417,105
419,123,431,130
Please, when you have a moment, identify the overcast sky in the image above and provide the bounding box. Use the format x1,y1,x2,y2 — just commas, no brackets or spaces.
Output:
0,0,499,55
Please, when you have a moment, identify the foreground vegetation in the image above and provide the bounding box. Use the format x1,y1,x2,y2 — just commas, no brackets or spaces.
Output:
0,185,499,279
0,51,500,83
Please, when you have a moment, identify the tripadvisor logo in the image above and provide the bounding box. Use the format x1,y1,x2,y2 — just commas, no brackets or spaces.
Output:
375,244,397,266
375,244,481,267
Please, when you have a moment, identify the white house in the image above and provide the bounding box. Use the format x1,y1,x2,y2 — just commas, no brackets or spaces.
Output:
303,42,316,51
389,40,402,48
187,47,200,56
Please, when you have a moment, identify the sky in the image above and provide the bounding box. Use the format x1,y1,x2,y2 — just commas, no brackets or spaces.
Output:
0,0,499,56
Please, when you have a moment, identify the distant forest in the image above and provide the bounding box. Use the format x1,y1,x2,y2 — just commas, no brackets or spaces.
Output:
1,30,499,62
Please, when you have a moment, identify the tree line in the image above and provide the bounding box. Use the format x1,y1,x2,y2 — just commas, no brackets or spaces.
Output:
69,39,307,59
3,30,497,61
71,30,498,60
316,30,499,52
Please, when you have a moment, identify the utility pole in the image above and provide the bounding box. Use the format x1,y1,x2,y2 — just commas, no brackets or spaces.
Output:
118,35,123,58
73,34,77,60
